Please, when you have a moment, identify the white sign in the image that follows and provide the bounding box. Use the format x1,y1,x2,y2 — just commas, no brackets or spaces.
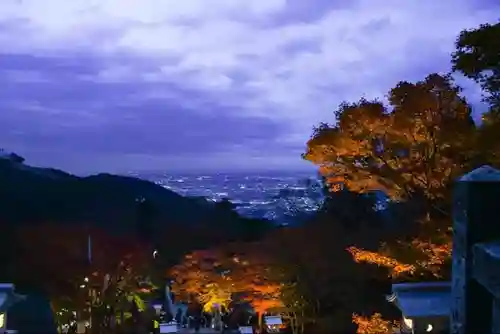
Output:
159,322,178,333
239,326,253,334
264,315,282,325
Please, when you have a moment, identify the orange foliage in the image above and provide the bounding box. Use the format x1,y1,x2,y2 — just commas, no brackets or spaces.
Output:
347,236,452,278
411,239,452,271
252,299,283,314
305,74,474,201
304,74,477,282
347,246,416,278
169,243,283,313
352,313,398,334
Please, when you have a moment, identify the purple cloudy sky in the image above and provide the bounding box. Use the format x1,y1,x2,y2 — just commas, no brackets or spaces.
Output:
0,0,498,174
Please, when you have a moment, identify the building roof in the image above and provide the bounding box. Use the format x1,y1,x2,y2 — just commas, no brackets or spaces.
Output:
0,284,25,313
387,281,451,318
458,165,500,182
7,294,57,334
481,242,500,258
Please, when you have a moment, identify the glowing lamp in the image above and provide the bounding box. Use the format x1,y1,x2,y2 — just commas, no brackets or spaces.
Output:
403,316,413,329
152,302,163,315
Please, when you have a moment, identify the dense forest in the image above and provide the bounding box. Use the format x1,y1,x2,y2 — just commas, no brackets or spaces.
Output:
1,21,499,334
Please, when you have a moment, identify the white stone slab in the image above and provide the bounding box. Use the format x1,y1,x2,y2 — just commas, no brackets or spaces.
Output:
159,322,178,333
264,315,282,325
239,326,253,333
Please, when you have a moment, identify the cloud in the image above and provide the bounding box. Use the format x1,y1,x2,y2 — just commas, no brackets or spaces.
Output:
0,0,498,173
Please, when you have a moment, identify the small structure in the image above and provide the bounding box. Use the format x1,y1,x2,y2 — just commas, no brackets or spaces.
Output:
150,298,164,316
264,315,283,333
7,293,57,334
386,281,450,333
159,322,178,333
0,284,25,334
239,326,253,334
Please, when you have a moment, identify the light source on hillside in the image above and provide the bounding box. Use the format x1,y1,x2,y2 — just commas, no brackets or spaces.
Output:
403,316,413,329
152,303,162,315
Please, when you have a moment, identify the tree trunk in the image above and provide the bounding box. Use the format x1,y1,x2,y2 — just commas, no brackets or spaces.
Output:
289,312,298,334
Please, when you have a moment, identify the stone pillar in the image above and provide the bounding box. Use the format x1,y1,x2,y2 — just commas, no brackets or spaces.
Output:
493,299,500,334
163,284,174,322
450,166,500,334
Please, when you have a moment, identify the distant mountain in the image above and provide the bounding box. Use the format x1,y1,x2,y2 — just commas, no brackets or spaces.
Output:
0,154,274,242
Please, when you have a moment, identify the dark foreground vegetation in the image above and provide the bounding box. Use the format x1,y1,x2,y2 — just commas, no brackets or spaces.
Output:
0,21,499,334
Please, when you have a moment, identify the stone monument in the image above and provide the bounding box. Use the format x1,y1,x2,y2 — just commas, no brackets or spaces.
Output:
450,165,500,334
159,284,178,333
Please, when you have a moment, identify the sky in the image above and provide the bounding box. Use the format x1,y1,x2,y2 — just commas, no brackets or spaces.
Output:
0,0,499,174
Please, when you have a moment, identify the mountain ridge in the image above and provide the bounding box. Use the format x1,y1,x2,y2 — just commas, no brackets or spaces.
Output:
0,153,273,242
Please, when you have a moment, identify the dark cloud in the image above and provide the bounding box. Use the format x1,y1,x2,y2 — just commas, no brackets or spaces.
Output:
1,105,284,155
258,0,361,27
0,53,291,172
0,0,498,173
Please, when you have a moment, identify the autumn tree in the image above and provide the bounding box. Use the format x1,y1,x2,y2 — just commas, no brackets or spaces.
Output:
254,230,317,334
169,245,282,315
14,224,155,332
352,313,398,334
226,240,317,334
260,210,397,333
169,249,232,309
304,73,476,278
298,22,500,333
305,73,475,203
84,228,155,332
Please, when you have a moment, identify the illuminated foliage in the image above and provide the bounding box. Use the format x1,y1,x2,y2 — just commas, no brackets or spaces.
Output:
303,73,480,278
352,313,398,334
169,244,283,314
304,74,475,202
247,222,391,334
347,247,416,277
348,236,452,279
